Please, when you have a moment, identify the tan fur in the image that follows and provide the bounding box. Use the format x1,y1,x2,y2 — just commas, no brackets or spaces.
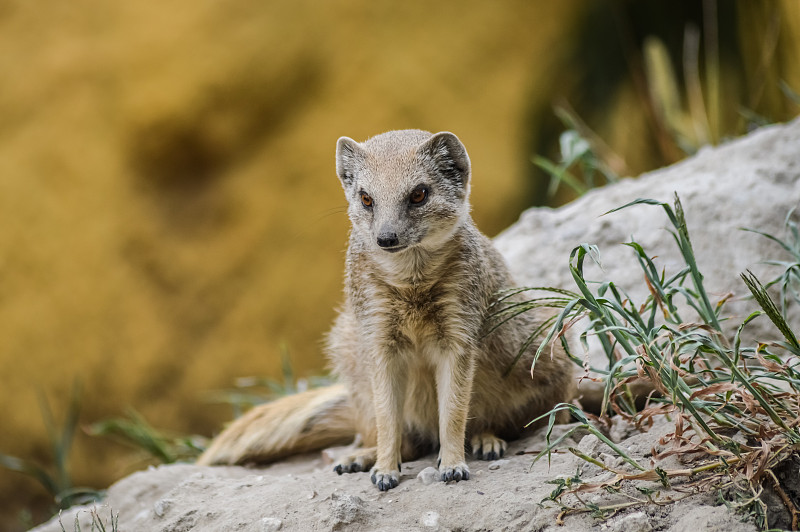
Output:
198,130,575,491
196,384,354,466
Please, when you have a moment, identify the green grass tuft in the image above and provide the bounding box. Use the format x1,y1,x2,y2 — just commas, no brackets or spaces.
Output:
0,381,104,513
87,409,206,465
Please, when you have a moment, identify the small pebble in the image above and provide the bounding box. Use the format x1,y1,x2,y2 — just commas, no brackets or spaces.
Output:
417,466,440,485
610,510,651,532
153,498,171,518
305,490,317,500
578,434,601,456
488,459,510,470
261,517,283,532
421,511,440,528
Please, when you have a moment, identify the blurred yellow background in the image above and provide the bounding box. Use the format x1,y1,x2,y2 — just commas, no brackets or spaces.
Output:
1,1,798,528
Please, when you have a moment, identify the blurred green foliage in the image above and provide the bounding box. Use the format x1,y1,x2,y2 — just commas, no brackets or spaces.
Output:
0,383,103,515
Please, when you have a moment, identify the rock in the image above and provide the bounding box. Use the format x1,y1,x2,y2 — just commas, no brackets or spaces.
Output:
417,466,440,485
599,452,623,469
421,511,440,528
671,505,757,531
488,459,510,470
328,493,366,530
577,434,601,456
153,498,172,518
261,517,283,532
610,511,652,532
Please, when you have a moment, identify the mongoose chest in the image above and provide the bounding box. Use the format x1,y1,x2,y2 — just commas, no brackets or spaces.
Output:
378,281,473,350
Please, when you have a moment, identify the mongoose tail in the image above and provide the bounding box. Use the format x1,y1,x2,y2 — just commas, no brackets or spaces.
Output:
197,384,355,466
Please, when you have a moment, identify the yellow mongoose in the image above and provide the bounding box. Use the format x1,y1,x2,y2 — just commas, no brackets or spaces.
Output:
198,130,575,491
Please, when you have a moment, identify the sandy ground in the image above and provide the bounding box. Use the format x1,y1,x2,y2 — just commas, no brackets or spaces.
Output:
34,417,761,532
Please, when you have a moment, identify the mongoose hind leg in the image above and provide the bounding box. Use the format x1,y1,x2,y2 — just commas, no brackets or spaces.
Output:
470,432,507,461
333,446,377,475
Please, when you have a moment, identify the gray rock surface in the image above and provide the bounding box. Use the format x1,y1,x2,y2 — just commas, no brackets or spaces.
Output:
32,423,757,532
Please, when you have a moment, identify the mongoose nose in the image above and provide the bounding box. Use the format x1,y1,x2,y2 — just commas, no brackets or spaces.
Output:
377,233,400,248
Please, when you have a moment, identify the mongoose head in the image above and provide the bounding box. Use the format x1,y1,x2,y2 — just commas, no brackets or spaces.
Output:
335,130,471,255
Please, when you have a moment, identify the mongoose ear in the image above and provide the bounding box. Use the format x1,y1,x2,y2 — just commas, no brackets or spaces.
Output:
417,132,471,189
336,136,365,189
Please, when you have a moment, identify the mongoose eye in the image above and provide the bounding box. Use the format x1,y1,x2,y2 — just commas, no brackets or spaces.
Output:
409,186,428,205
360,192,373,208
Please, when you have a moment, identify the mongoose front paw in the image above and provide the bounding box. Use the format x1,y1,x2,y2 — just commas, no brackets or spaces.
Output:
439,462,470,483
470,433,507,461
369,467,400,491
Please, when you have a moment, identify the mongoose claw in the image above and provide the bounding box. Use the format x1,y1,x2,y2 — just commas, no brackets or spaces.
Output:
370,468,400,491
439,462,470,483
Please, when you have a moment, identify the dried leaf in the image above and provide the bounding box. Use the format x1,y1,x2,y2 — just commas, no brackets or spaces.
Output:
688,383,740,401
755,350,786,373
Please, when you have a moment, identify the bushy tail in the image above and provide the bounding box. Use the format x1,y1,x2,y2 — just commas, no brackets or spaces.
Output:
197,384,356,466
